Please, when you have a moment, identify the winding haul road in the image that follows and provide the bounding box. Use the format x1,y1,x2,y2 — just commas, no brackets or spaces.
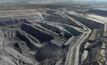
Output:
58,11,92,65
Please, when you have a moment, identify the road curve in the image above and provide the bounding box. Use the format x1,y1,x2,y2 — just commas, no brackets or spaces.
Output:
58,10,92,65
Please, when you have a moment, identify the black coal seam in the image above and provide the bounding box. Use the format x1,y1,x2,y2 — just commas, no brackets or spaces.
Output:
20,23,54,42
38,23,61,35
16,31,36,50
13,43,22,54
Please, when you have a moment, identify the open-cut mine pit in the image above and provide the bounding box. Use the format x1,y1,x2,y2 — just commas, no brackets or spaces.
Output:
0,11,81,65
